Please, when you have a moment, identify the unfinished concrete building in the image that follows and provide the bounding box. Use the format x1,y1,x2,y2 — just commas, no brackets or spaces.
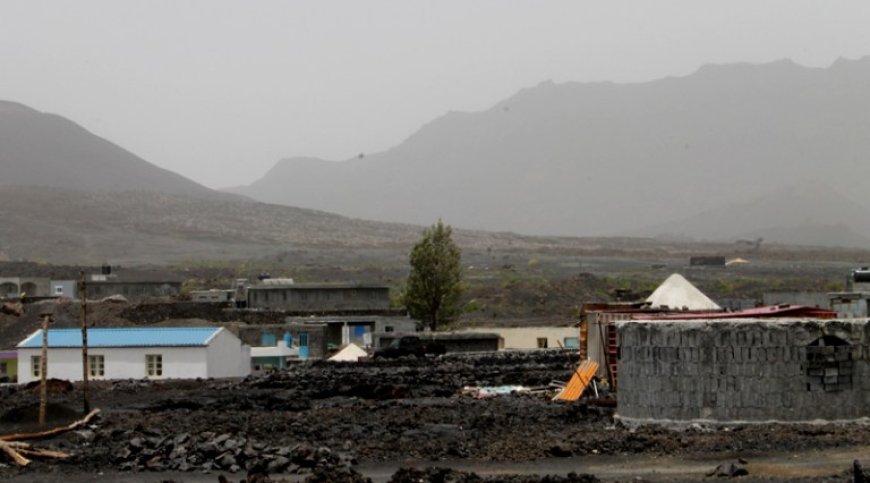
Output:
238,314,418,360
0,277,50,298
617,318,870,424
581,273,722,384
246,283,390,312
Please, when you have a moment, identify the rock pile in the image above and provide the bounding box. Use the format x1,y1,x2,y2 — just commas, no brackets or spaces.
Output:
387,467,600,482
243,350,577,401
106,430,357,477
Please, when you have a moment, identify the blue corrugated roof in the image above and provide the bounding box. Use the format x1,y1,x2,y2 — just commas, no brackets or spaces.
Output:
17,327,222,349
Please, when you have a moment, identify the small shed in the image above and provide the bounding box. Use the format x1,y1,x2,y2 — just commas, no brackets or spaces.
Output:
16,327,250,383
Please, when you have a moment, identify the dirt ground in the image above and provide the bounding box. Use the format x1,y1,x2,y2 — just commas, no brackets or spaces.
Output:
1,351,869,482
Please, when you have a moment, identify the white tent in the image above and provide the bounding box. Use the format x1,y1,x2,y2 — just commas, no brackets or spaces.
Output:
646,273,721,311
328,343,368,362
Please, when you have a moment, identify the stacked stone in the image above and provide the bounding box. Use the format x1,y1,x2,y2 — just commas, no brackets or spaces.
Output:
616,319,870,424
107,431,355,476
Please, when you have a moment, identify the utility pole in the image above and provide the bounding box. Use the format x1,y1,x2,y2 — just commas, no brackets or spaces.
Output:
80,271,90,413
38,308,53,428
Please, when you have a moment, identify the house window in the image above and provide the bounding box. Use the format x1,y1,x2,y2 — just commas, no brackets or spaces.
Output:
31,356,42,378
0,362,7,375
54,286,64,295
537,338,548,349
88,355,105,378
300,291,308,301
260,332,277,346
563,337,579,349
146,354,163,377
385,326,394,333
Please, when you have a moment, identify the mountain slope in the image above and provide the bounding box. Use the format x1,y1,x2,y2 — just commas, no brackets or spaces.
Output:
0,101,226,198
0,186,421,264
643,182,870,248
228,57,870,245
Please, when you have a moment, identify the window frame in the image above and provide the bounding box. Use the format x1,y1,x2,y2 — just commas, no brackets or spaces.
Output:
145,354,163,378
563,337,580,349
88,354,105,378
31,355,42,378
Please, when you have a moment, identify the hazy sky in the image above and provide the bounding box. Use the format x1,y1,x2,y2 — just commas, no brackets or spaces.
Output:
2,1,870,189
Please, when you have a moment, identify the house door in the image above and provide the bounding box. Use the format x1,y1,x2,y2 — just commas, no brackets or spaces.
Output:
298,332,309,359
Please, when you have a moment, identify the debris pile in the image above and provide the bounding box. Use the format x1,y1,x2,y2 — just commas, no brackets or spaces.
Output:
107,431,357,477
387,467,600,483
4,349,867,480
245,350,578,400
0,408,100,466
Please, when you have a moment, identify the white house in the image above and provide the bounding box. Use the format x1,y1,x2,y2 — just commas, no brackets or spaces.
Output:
16,327,250,383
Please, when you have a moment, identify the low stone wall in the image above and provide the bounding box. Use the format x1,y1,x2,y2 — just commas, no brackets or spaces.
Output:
616,318,870,424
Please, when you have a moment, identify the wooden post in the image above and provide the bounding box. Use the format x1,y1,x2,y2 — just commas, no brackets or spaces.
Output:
38,312,51,428
80,272,90,413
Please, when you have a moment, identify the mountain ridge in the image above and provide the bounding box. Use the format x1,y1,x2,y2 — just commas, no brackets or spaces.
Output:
227,56,870,246
0,100,240,200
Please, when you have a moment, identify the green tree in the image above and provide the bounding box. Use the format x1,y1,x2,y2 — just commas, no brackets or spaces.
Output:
403,220,463,331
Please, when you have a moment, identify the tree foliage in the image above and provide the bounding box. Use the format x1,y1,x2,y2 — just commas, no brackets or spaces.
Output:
403,220,463,331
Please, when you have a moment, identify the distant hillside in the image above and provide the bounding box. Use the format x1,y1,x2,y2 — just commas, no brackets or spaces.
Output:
0,101,230,198
0,186,643,264
0,186,424,264
642,182,870,248
227,57,870,247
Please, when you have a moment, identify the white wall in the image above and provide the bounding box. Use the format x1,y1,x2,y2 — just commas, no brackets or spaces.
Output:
205,329,251,378
456,327,578,350
17,346,208,384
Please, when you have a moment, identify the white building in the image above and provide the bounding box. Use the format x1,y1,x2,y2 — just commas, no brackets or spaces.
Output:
16,327,250,383
457,326,578,350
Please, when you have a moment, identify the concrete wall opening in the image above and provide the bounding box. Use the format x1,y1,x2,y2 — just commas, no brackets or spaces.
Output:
0,283,18,298
19,282,38,297
806,335,852,393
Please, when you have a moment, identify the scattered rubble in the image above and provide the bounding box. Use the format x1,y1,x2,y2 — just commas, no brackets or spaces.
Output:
387,467,599,482
0,351,868,481
107,431,355,477
706,460,749,478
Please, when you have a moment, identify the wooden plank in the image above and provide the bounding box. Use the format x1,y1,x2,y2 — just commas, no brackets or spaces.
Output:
1,409,100,442
0,440,31,466
554,359,599,401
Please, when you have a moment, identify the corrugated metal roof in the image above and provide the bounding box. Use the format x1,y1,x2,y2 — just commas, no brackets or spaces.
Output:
634,305,837,320
17,327,221,349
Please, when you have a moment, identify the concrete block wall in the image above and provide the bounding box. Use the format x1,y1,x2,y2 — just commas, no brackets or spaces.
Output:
616,318,870,423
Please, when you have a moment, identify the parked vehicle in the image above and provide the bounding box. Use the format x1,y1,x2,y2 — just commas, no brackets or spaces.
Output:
373,335,446,358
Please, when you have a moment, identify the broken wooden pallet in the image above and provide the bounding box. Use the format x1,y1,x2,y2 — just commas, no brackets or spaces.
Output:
553,359,599,401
